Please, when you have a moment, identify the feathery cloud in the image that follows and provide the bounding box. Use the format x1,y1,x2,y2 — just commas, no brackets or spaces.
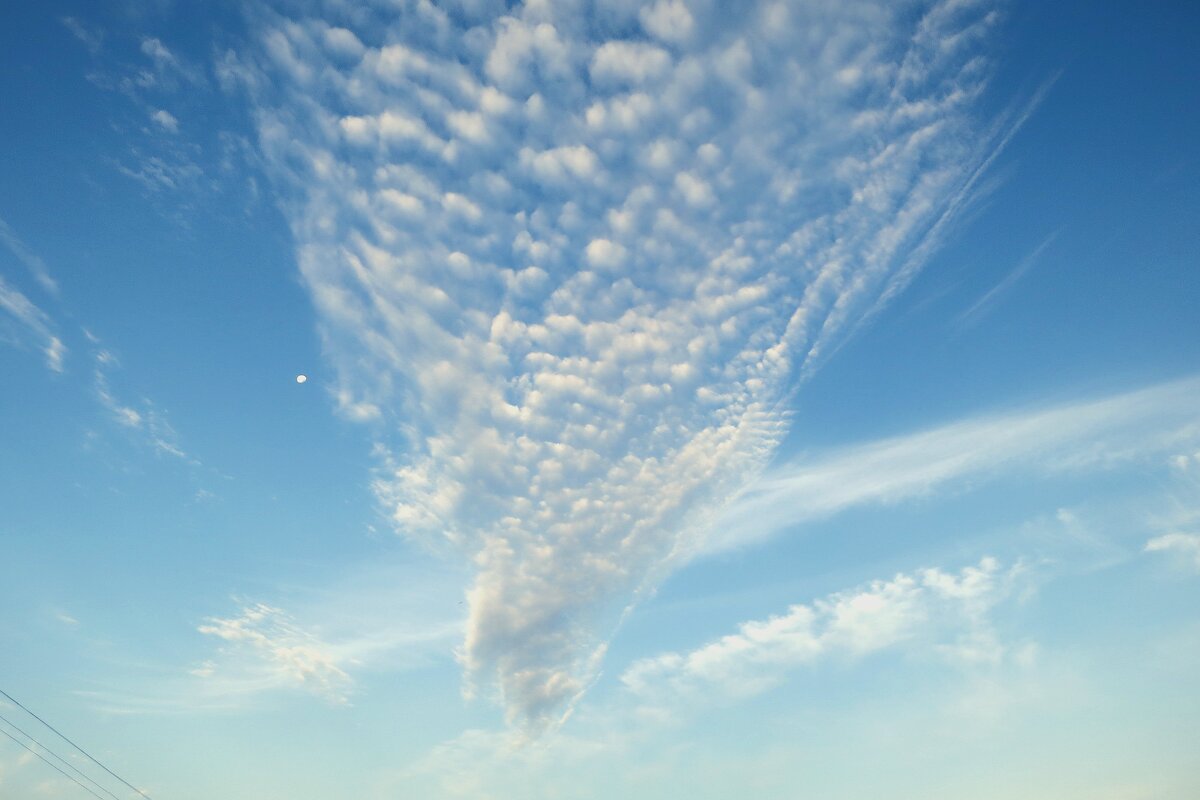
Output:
0,217,65,372
60,16,103,54
704,375,1200,555
956,229,1059,326
90,339,193,461
0,217,59,294
198,603,354,704
0,275,65,373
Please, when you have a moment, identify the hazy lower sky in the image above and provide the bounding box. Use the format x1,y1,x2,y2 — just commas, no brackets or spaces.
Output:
2,1,1199,798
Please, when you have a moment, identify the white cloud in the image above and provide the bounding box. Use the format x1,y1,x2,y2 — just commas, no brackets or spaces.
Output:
639,0,695,43
447,110,491,143
239,0,1015,729
115,151,204,194
519,144,600,185
61,16,103,54
0,217,58,294
701,376,1200,556
584,238,626,271
397,555,1034,797
1145,533,1200,571
91,340,193,461
378,188,425,218
622,558,1021,707
674,171,714,207
485,18,573,93
44,336,66,372
586,93,654,132
141,37,176,68
0,274,65,372
198,603,354,704
589,41,671,86
113,404,142,427
321,25,365,60
150,108,179,133
83,557,464,715
137,36,206,89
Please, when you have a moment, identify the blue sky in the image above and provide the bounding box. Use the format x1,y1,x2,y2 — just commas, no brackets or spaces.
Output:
1,1,1198,798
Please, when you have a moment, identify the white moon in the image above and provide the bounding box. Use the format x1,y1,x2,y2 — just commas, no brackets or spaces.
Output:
296,374,308,384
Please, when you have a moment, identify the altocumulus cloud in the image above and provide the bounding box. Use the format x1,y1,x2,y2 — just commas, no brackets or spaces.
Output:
225,0,1012,729
621,557,1026,715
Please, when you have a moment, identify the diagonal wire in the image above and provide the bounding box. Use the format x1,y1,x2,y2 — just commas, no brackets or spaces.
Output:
0,711,125,800
0,688,153,800
0,726,107,800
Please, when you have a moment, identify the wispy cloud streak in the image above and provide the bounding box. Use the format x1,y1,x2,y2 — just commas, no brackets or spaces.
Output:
0,219,66,373
0,217,59,294
198,603,354,704
956,228,1059,326
79,559,465,715
89,339,192,461
0,275,64,373
703,376,1200,555
0,216,64,371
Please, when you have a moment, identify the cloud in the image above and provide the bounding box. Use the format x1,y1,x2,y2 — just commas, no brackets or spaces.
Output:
0,217,59,294
0,274,65,373
198,603,354,704
956,229,1059,326
234,0,1014,728
114,151,204,194
43,336,66,372
138,37,206,89
67,29,255,221
150,108,179,133
83,557,464,715
0,217,64,369
399,555,1039,798
823,73,1062,377
622,558,1023,712
60,16,103,54
589,41,671,87
702,376,1200,555
639,0,695,44
90,339,192,461
1145,533,1200,571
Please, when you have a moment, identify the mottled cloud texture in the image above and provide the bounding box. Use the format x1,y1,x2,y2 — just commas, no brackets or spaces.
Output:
229,0,1008,728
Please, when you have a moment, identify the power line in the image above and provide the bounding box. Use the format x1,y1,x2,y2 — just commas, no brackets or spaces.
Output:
0,711,125,800
0,688,154,800
0,726,107,800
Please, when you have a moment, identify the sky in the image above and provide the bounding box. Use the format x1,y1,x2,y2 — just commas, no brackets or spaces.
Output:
1,1,1199,798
